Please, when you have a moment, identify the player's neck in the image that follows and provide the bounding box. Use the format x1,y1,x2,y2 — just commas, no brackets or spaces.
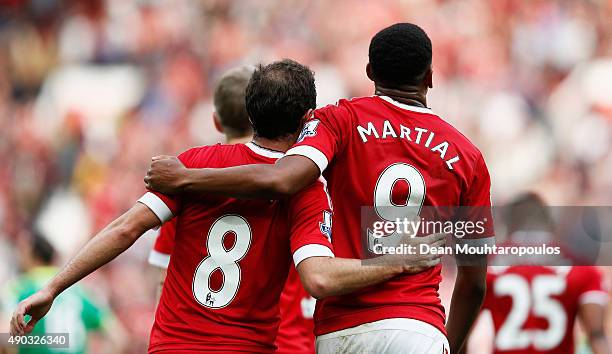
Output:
375,85,428,108
226,135,253,145
251,136,295,153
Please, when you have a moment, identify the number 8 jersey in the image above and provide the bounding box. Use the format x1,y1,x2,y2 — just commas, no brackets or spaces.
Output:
138,142,334,354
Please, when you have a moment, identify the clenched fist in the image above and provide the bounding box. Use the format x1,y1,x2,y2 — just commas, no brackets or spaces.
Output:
144,155,188,194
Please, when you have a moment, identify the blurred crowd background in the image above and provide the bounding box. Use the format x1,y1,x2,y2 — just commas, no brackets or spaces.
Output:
0,0,611,352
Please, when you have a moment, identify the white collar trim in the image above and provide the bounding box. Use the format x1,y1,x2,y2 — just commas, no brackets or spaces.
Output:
378,95,434,114
246,142,284,159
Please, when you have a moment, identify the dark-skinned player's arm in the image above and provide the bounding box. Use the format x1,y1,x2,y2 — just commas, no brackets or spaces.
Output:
446,259,488,354
297,232,447,299
446,155,493,353
455,306,494,354
144,154,319,199
9,203,161,336
144,106,343,198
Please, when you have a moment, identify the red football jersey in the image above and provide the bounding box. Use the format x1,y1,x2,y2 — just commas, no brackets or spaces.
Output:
147,201,318,353
275,265,316,354
148,219,176,268
483,266,609,354
138,142,334,353
148,211,318,353
286,95,494,336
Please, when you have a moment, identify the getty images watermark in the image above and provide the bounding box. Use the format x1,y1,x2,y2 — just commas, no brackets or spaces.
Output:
369,217,560,257
358,206,612,266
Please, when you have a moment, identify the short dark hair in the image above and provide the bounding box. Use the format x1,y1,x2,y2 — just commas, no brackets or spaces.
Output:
506,192,553,233
213,66,254,138
246,59,316,139
31,233,55,265
369,23,432,87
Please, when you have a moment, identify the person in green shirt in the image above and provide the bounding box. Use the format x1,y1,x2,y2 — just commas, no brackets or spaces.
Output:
1,234,126,354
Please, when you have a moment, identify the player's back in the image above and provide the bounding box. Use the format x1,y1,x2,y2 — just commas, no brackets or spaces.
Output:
291,95,493,335
144,143,332,353
484,265,607,354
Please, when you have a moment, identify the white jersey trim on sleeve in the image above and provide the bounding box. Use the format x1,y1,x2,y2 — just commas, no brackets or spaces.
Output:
293,244,334,267
285,146,329,174
148,249,170,269
138,192,174,223
579,290,609,306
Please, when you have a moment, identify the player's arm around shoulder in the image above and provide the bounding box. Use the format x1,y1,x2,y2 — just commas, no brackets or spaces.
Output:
144,153,320,199
290,180,445,299
296,245,444,300
144,111,341,199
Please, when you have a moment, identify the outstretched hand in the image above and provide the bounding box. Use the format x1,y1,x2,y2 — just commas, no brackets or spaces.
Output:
10,289,54,336
144,155,188,194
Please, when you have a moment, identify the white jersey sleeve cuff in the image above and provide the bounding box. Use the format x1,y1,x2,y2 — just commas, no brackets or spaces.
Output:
293,244,334,267
148,249,171,269
579,290,609,306
285,146,329,174
138,192,174,224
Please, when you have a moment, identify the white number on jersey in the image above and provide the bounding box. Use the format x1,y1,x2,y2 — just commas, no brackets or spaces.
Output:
368,163,426,251
494,274,567,350
193,214,252,309
301,295,316,319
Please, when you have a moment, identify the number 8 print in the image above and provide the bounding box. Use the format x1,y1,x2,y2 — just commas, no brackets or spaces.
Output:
193,214,252,309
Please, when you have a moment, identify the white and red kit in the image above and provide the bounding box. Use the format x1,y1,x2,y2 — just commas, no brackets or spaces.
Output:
140,142,334,353
287,95,495,337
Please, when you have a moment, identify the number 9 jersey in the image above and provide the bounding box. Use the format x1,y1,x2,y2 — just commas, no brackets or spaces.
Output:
483,266,609,354
285,95,495,336
138,142,334,354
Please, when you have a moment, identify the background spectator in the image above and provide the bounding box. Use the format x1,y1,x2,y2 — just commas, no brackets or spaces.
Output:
0,1,611,352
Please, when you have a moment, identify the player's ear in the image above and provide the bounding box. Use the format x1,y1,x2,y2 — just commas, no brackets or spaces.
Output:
303,109,313,120
213,112,224,134
366,63,375,82
424,67,433,89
